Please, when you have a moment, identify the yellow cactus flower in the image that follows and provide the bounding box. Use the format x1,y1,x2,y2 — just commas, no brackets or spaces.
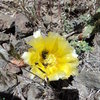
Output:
22,32,79,81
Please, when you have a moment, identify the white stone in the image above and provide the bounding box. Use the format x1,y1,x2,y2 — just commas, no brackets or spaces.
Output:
33,29,41,38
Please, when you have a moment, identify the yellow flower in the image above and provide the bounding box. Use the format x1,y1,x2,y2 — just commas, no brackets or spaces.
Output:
22,32,79,81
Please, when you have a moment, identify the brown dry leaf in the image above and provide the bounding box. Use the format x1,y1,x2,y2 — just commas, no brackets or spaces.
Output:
10,58,25,67
78,33,83,40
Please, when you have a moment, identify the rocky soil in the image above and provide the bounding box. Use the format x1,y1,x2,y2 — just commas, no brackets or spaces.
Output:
0,0,100,100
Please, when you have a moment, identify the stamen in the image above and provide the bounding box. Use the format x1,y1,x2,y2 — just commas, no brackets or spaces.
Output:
42,63,48,67
42,50,48,59
35,62,38,65
43,54,57,67
38,68,46,73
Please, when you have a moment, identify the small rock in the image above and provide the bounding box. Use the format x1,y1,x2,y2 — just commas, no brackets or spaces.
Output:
76,71,100,89
0,46,9,67
27,84,44,100
0,13,14,30
15,13,33,34
0,68,17,92
72,78,89,100
0,32,9,41
2,43,10,51
5,63,21,74
24,35,34,43
0,46,9,59
95,91,100,100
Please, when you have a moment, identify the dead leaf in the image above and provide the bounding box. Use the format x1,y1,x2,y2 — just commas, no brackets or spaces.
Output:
10,58,25,67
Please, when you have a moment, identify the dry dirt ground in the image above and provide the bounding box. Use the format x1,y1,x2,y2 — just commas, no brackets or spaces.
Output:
0,0,100,100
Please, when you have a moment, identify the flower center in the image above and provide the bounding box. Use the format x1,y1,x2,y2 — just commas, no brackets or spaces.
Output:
43,54,56,67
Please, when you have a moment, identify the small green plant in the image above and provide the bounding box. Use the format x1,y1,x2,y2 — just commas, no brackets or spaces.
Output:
3,98,5,100
0,97,5,100
70,40,92,54
82,7,100,38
